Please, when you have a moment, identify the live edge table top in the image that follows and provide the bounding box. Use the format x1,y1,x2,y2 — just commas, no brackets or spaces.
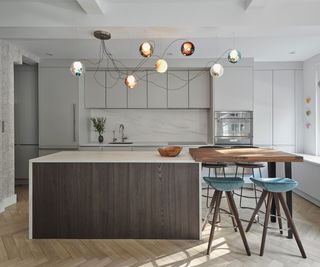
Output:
189,147,304,163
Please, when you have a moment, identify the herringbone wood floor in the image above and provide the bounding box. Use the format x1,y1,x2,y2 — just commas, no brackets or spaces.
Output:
0,186,319,267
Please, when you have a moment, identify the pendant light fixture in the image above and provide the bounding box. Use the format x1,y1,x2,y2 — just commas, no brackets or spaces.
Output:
228,49,241,64
155,59,168,73
125,75,137,89
70,61,85,77
139,42,154,57
181,41,195,56
210,64,224,78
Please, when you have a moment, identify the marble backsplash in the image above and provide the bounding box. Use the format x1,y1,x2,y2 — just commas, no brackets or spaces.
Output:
87,109,209,143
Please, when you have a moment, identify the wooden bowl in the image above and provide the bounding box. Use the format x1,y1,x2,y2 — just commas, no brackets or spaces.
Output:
158,146,182,157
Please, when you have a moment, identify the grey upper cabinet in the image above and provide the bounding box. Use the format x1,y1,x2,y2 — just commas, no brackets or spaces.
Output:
168,71,188,108
128,71,147,108
147,71,167,108
84,71,106,108
106,71,127,108
214,67,253,111
189,70,210,108
273,70,295,146
39,67,78,148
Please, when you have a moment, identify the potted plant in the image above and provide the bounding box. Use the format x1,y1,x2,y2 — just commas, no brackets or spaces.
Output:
90,117,106,143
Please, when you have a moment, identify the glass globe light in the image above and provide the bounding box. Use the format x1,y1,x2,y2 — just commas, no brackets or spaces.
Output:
139,42,154,57
70,61,85,77
228,49,241,64
155,59,168,73
181,41,195,56
125,75,137,89
210,64,224,78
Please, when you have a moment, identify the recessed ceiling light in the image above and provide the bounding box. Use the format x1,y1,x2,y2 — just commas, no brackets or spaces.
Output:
289,51,296,55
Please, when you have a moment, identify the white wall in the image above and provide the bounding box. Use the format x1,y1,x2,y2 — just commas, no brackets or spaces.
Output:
303,54,320,155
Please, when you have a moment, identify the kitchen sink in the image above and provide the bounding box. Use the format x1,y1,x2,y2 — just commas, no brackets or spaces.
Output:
108,142,133,144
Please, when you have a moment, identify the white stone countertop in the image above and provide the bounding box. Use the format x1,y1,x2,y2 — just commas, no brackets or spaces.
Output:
30,151,197,163
80,141,207,147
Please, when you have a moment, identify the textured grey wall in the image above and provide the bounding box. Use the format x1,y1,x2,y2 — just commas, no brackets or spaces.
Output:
0,40,38,209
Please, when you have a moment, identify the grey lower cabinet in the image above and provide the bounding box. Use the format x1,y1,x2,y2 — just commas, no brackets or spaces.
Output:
106,71,127,108
39,67,78,148
168,71,189,108
128,71,147,108
84,71,106,108
147,71,168,108
189,71,210,108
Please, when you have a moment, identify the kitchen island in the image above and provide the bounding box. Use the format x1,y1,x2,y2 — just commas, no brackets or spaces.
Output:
29,151,201,240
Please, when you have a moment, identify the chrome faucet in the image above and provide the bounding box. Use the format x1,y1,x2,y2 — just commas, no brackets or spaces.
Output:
119,124,128,143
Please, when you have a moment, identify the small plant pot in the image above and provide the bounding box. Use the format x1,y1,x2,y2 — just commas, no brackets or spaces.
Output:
98,135,104,143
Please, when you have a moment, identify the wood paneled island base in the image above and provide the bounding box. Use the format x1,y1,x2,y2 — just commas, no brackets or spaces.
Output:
30,152,200,240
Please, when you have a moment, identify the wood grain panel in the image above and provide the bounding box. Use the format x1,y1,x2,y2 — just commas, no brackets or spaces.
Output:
189,147,303,163
32,163,200,239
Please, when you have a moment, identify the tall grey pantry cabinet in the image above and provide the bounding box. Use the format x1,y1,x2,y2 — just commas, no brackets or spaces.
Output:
39,67,78,153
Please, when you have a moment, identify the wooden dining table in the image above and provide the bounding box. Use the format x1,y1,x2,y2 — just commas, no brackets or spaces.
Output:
189,147,304,239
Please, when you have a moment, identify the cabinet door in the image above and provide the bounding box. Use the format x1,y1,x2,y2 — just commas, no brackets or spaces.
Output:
168,71,188,108
273,70,295,146
214,67,253,111
39,68,78,147
189,70,210,108
84,71,105,108
128,71,147,108
147,71,167,108
253,71,273,145
106,71,127,108
14,66,38,144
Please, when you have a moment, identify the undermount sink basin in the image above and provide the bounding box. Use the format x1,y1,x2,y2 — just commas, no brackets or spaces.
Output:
108,142,133,145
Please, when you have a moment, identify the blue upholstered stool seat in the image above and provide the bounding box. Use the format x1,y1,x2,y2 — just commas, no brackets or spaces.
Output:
203,177,244,192
250,177,298,193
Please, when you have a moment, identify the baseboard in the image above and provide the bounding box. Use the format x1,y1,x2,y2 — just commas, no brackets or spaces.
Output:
0,194,17,213
294,189,320,207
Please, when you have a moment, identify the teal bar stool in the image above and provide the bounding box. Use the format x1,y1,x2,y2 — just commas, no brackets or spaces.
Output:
246,177,306,258
202,177,251,256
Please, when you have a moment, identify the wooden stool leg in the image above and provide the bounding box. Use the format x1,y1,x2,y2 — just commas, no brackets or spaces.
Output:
207,191,222,255
226,192,251,256
273,193,283,235
278,193,307,258
226,192,238,232
246,190,268,232
202,190,218,231
260,192,273,256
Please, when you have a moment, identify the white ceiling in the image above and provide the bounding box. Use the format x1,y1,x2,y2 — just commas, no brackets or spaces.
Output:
0,0,320,61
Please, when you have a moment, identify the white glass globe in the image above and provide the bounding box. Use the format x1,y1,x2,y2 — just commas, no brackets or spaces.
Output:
228,49,241,64
155,59,168,73
125,75,137,89
70,61,85,77
210,64,224,78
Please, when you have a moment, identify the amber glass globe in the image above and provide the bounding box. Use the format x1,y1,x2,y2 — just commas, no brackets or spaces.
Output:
125,75,137,89
181,41,195,56
139,42,154,57
155,59,168,73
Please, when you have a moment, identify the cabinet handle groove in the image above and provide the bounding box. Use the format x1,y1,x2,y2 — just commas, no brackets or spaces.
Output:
73,104,76,142
1,121,4,133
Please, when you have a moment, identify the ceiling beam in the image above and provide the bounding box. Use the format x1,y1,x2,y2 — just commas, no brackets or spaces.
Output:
243,0,268,11
76,0,106,14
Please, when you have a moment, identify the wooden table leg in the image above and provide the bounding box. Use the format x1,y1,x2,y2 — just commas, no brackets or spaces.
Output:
285,162,293,239
268,162,277,223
